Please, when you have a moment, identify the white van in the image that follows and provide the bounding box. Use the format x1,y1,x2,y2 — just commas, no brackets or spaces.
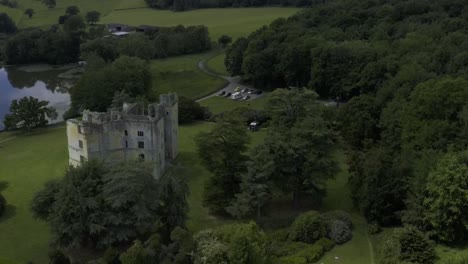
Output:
231,92,242,100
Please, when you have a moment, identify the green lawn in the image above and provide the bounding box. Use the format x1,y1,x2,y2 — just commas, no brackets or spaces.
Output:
150,52,227,100
206,53,229,76
200,95,269,114
101,7,299,40
316,149,375,264
0,127,68,264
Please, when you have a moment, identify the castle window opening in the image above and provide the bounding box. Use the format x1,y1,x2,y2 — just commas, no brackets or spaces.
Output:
124,130,128,136
78,126,82,134
138,131,144,137
79,140,83,149
138,141,145,149
125,140,128,148
80,155,86,163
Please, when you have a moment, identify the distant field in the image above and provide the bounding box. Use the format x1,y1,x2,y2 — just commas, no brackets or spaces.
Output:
149,52,227,100
101,7,299,40
12,0,121,28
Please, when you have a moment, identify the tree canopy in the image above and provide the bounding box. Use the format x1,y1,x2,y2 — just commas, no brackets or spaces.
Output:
3,96,56,131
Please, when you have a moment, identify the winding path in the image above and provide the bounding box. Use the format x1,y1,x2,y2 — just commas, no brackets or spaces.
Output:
195,59,264,102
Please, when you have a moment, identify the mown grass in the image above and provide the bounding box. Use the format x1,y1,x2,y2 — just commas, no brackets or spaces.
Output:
200,95,269,114
101,7,299,40
0,127,68,264
150,52,227,100
206,53,229,76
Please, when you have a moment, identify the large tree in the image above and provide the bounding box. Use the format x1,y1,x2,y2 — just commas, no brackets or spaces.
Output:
3,96,56,131
0,13,17,34
195,117,250,214
85,11,101,24
70,56,152,111
117,34,156,60
31,161,185,249
65,5,80,15
423,152,468,243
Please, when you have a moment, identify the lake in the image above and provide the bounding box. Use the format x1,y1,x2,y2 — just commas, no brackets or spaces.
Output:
0,64,81,131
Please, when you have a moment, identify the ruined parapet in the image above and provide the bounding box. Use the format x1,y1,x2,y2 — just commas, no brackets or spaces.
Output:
123,102,145,115
160,93,178,106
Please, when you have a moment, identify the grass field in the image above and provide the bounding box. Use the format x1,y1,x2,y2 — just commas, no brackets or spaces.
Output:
3,0,299,40
101,7,299,40
12,0,121,28
0,127,68,264
205,53,229,76
200,95,269,113
150,52,227,100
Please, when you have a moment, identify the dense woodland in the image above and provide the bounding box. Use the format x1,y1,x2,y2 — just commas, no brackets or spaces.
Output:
144,0,315,11
226,0,468,244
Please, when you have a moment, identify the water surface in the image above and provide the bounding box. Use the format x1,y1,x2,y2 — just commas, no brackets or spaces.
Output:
0,65,77,131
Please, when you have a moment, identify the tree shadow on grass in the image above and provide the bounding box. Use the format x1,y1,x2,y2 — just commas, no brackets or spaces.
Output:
0,181,9,192
0,204,17,222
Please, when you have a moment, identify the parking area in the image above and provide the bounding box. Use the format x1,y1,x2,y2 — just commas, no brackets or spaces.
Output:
216,86,264,101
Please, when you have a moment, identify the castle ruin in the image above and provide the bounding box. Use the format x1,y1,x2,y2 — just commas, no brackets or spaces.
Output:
67,93,178,178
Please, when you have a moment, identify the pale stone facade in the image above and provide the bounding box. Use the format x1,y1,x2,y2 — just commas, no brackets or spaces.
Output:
67,93,178,179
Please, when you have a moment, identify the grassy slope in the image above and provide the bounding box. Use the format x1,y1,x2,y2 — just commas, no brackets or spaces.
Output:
150,52,227,100
101,7,299,40
206,53,229,76
0,127,68,264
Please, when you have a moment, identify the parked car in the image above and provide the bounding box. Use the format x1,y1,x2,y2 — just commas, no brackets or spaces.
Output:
242,95,251,100
242,88,248,93
248,89,254,94
225,92,232,97
218,91,226,96
232,92,243,100
234,87,241,92
254,90,263,95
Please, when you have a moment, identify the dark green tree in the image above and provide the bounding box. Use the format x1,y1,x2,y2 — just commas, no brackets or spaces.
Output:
41,0,55,8
0,193,6,217
157,173,189,242
218,34,232,47
24,8,34,18
85,11,101,24
227,144,273,219
381,227,437,264
3,96,56,131
178,96,207,124
0,13,17,34
195,117,250,214
120,240,152,264
423,152,468,243
338,95,380,150
117,34,156,60
31,180,60,220
64,15,85,32
48,250,71,264
225,37,248,76
65,5,80,15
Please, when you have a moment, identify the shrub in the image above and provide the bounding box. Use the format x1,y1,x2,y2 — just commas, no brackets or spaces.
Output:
381,227,437,264
289,211,328,244
275,256,307,264
316,237,335,251
368,222,382,234
0,193,5,217
323,210,353,229
328,220,353,244
295,244,324,262
48,250,70,264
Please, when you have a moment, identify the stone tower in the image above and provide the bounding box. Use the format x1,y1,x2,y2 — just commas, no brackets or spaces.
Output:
160,93,178,160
